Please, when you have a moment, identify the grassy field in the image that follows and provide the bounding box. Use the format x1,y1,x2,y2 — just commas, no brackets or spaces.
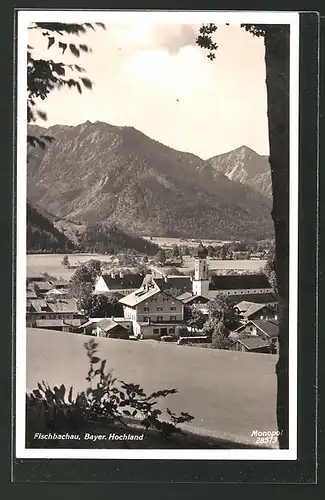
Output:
27,253,116,279
26,328,278,447
27,253,266,280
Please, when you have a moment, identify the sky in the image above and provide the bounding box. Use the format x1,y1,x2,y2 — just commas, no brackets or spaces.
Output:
28,22,269,159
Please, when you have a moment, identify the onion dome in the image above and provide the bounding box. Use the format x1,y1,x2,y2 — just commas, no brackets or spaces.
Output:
194,242,208,259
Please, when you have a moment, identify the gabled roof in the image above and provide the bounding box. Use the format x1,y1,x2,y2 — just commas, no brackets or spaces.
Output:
28,299,50,313
26,289,38,299
235,319,279,338
47,298,79,314
251,319,279,338
96,318,129,333
176,291,193,301
100,273,144,290
182,294,210,305
153,276,192,293
35,319,83,328
242,303,269,319
44,288,65,296
209,274,271,291
49,279,70,288
31,281,54,292
236,337,272,350
118,286,161,307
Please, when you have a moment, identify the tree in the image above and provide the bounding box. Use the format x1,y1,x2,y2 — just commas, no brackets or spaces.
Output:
79,293,123,317
70,262,100,301
155,249,166,265
134,264,150,275
210,321,233,349
61,255,70,268
197,23,290,448
263,247,278,295
185,306,206,333
172,244,180,258
207,295,239,331
27,22,105,148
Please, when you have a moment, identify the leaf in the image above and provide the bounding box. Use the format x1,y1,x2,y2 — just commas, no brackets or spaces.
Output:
69,44,80,57
79,44,89,52
37,110,47,121
47,37,55,49
68,386,73,404
81,77,92,89
58,41,67,54
91,356,100,364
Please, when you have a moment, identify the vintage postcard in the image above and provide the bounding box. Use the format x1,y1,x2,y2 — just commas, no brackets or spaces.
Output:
15,9,299,460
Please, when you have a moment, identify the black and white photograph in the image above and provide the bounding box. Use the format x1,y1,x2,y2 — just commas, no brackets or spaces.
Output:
15,10,299,459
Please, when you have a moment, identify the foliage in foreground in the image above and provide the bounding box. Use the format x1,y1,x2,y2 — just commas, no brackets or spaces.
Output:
26,339,194,444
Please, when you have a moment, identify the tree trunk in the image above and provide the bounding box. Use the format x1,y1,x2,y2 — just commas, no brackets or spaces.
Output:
264,26,290,449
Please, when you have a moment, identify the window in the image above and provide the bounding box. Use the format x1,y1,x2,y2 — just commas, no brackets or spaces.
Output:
153,328,159,334
170,316,177,321
160,328,167,335
143,316,149,322
170,306,176,311
157,316,163,321
157,307,163,311
163,297,169,302
151,298,157,302
144,307,149,312
169,328,175,334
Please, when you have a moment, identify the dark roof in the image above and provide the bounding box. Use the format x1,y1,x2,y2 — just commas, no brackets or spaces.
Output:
35,319,83,328
31,281,54,292
242,303,269,319
182,294,210,305
153,276,192,293
193,242,208,259
227,293,277,305
96,318,129,333
251,319,279,338
236,337,272,350
101,273,144,290
209,274,271,291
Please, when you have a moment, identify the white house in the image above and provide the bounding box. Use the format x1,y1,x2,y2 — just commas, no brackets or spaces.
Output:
94,271,144,296
119,282,185,339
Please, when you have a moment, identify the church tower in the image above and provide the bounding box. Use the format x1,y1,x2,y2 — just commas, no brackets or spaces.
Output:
192,243,209,298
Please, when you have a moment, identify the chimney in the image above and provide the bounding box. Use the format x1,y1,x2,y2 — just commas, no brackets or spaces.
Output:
111,271,116,279
274,314,278,320
164,276,168,283
119,271,124,278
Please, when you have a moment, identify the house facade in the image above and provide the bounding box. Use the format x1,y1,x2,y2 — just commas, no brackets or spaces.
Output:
229,319,279,354
119,283,185,338
26,297,85,332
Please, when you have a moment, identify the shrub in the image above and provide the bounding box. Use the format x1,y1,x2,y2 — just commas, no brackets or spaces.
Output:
26,339,194,445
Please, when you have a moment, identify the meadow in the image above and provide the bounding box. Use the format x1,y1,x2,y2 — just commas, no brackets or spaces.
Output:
27,253,267,280
26,328,278,447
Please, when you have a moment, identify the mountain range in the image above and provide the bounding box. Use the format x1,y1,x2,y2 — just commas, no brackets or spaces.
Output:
207,146,272,198
27,121,273,241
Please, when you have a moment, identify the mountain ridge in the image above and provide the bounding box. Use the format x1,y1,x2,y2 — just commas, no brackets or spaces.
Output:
27,121,273,240
207,145,272,198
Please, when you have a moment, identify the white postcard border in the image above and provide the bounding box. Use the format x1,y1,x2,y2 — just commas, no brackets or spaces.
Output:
15,9,300,460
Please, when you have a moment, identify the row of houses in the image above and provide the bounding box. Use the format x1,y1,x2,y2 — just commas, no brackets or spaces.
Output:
27,243,279,353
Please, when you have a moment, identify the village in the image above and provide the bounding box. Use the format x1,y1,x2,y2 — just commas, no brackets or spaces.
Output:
26,242,279,355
